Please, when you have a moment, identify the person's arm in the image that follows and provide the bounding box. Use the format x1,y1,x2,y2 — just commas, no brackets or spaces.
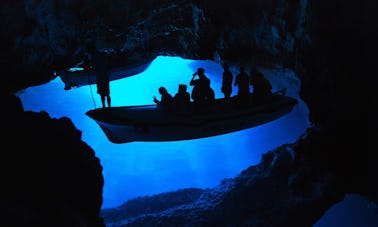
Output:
153,96,160,104
190,73,197,86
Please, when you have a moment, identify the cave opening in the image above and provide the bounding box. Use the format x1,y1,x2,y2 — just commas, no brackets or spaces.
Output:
16,55,310,209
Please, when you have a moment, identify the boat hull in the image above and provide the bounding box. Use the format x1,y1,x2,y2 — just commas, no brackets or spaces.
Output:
86,94,298,143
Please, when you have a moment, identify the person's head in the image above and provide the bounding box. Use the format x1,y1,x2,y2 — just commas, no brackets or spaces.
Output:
239,66,245,72
178,84,187,93
223,63,229,69
86,42,97,54
251,66,260,75
158,86,167,94
197,67,205,75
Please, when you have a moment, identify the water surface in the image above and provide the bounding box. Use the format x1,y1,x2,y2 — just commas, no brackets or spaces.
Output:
17,56,310,208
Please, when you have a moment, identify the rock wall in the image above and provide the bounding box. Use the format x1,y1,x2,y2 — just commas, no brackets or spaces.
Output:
296,0,378,204
2,93,105,227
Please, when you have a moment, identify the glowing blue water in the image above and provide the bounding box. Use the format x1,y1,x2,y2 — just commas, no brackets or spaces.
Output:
314,194,378,227
17,56,310,208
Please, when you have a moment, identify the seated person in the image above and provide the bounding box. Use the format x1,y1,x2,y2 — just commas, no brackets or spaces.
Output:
153,86,173,110
250,67,272,101
173,84,191,114
190,67,215,110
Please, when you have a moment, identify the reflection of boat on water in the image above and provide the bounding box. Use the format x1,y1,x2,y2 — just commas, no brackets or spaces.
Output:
58,56,155,90
86,91,298,143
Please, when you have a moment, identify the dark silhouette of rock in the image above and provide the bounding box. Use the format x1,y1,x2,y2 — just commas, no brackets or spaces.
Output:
101,188,204,225
3,93,105,227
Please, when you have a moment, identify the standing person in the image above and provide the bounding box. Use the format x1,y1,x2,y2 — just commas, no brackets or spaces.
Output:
221,63,233,99
189,67,214,108
234,66,250,105
87,43,111,109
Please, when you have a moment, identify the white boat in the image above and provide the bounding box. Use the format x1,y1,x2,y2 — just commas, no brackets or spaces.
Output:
58,56,155,90
86,92,298,143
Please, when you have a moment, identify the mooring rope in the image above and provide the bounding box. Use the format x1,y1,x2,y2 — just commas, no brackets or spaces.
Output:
88,73,97,109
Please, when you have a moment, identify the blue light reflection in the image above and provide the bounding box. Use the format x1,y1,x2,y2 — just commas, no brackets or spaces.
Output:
17,56,310,208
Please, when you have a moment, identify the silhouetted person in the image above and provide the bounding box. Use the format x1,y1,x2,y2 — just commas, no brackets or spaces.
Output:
221,63,233,99
87,43,111,109
234,66,250,105
250,67,272,102
189,67,215,109
153,86,173,110
173,84,191,114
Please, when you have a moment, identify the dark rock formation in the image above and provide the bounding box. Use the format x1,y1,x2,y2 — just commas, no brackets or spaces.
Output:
296,0,378,205
1,0,377,226
101,188,204,225
2,93,105,227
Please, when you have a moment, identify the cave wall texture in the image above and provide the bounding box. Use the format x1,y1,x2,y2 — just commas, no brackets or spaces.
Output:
1,0,377,226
